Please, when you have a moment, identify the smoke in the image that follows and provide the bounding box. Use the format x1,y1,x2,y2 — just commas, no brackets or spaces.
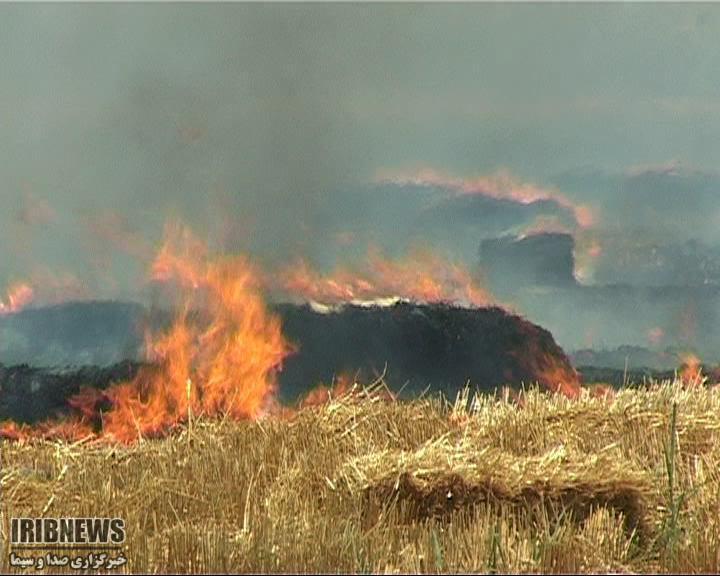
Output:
376,168,595,230
3,4,720,368
552,163,720,286
0,4,416,296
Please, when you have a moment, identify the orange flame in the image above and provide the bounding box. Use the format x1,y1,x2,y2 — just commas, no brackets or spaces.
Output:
2,225,293,443
0,282,34,315
102,225,292,442
0,222,590,441
0,272,88,316
0,419,94,443
510,332,582,399
376,168,596,230
277,250,492,308
299,373,356,409
679,353,704,387
536,356,582,399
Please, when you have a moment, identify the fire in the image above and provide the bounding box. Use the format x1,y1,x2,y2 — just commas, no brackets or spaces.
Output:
0,282,34,315
586,383,615,400
679,353,704,387
0,272,88,316
102,225,292,442
299,373,356,409
277,250,492,308
536,358,582,399
2,225,293,443
587,241,603,259
512,333,582,399
0,220,590,441
375,168,596,230
0,419,94,442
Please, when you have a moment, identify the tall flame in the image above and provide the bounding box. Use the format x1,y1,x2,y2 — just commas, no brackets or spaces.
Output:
2,225,293,443
102,225,292,442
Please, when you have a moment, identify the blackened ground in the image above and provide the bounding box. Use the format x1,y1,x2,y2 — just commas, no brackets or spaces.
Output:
0,361,142,423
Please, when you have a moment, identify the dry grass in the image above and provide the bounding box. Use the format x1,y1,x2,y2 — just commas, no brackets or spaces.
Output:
2,380,720,574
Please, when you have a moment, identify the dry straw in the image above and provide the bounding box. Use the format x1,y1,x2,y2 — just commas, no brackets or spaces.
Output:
1,379,719,573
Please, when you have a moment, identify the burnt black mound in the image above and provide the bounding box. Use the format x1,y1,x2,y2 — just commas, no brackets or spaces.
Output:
0,300,576,424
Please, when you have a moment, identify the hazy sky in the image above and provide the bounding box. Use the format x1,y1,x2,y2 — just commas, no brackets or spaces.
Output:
2,3,720,299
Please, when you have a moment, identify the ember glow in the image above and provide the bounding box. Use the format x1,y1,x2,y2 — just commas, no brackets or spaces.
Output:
0,282,34,315
539,363,581,399
298,373,356,409
527,348,582,399
277,250,492,308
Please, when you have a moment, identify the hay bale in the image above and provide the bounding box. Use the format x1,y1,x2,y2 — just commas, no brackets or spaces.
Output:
276,301,579,400
339,438,653,540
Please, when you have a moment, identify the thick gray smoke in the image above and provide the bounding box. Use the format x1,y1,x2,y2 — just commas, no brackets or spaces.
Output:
2,4,720,368
0,4,415,295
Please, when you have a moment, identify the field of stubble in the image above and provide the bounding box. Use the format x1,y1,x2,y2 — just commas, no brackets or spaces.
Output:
2,381,720,574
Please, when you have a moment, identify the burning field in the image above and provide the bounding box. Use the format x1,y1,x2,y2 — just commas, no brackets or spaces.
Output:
6,3,720,573
0,223,582,443
1,225,719,573
0,300,580,434
2,382,720,573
